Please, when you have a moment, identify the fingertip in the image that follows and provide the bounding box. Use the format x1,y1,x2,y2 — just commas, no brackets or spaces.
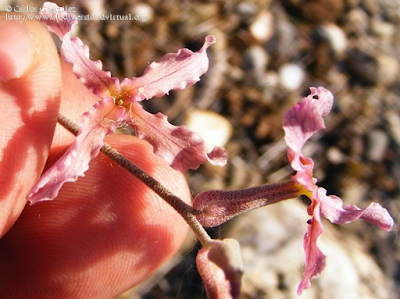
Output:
0,17,33,82
0,16,61,237
0,135,191,297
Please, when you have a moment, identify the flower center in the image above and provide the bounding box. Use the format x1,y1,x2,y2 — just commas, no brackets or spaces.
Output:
114,97,124,107
293,182,314,198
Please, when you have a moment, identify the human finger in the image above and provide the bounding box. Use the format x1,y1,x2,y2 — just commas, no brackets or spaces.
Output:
0,14,61,237
0,134,191,298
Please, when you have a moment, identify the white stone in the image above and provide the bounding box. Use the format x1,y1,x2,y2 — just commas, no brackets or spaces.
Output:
367,129,389,162
278,63,305,91
243,45,268,74
131,3,154,23
184,110,232,152
250,11,274,43
376,54,399,86
319,23,347,56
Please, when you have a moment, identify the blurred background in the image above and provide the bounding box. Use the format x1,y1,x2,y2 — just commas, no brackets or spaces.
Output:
7,0,400,298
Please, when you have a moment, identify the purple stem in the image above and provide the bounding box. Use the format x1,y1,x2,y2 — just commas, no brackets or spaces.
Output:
193,180,301,227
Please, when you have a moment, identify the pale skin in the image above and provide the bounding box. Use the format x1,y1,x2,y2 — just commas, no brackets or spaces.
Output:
0,14,191,297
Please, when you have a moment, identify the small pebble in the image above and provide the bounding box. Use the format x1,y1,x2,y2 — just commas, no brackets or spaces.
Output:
278,63,305,91
376,54,399,86
243,45,269,74
344,8,369,35
250,11,274,43
385,111,400,147
327,147,347,164
346,49,399,86
184,110,232,152
131,3,154,23
236,2,259,18
367,129,389,162
316,23,347,56
371,20,395,40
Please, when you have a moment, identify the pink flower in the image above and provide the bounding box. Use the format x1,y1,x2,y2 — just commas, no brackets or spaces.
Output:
27,3,227,204
192,86,394,295
283,87,394,294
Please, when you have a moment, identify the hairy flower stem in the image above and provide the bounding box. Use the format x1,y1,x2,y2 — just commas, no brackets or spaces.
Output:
194,180,301,227
57,113,211,246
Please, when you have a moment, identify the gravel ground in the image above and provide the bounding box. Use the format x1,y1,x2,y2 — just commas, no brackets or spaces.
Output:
11,0,400,298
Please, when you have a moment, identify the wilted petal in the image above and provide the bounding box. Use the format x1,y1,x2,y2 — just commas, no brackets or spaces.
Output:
127,102,227,172
298,196,326,295
283,87,333,155
196,239,243,299
39,2,76,38
319,188,394,231
283,87,394,294
120,36,216,102
60,37,120,97
288,149,315,191
39,2,120,97
194,181,301,227
27,98,125,204
283,87,334,190
308,87,334,116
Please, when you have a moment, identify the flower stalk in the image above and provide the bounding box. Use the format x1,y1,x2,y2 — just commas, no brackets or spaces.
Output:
57,113,212,247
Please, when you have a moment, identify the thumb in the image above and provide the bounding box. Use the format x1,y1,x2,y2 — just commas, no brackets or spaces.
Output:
0,135,191,298
0,14,61,237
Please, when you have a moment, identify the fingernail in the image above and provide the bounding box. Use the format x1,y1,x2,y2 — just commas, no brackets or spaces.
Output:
0,20,34,82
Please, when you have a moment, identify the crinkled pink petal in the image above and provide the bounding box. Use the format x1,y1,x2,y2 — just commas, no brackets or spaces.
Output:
308,87,334,116
39,2,76,38
283,87,394,294
196,239,243,299
283,87,333,155
27,98,125,204
283,87,334,190
120,36,216,102
288,148,315,191
126,102,227,172
297,193,326,295
60,36,120,96
319,188,394,231
39,3,120,97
